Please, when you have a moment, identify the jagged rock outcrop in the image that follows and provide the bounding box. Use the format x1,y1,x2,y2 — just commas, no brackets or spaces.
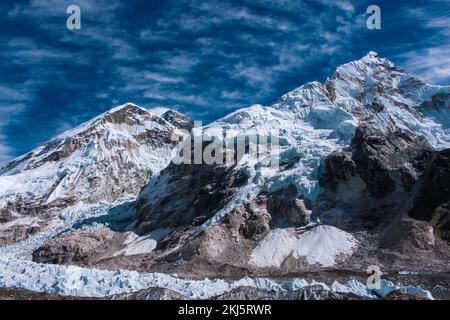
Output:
408,149,450,241
318,121,435,228
350,124,430,197
134,162,249,236
32,228,117,265
319,123,449,254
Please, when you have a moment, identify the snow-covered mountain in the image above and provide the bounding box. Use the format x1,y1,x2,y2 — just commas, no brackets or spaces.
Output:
130,52,449,268
102,52,448,291
0,103,184,244
0,52,449,300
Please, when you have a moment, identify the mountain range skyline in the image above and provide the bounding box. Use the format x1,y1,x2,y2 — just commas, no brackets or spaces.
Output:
1,0,450,163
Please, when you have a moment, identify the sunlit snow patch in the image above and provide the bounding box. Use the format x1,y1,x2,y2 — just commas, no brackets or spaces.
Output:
114,228,171,257
249,225,357,268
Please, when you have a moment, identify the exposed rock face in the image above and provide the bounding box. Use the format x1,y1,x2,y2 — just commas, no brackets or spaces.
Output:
381,219,436,250
32,228,117,265
227,200,271,241
350,123,430,198
319,122,449,255
267,185,312,226
0,224,41,246
0,198,73,244
408,149,450,241
131,176,315,270
429,203,450,241
318,122,435,228
134,162,248,235
320,152,356,188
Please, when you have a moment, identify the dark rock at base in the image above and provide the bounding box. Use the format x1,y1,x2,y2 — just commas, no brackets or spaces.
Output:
319,152,356,188
32,228,116,264
408,149,450,241
380,218,436,250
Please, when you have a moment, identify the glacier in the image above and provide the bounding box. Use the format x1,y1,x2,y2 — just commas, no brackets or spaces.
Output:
0,189,432,299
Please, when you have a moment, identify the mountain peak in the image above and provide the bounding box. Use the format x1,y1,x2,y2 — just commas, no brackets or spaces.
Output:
364,50,379,59
162,109,194,130
336,51,394,74
0,100,183,216
100,103,153,125
107,102,153,114
102,102,150,118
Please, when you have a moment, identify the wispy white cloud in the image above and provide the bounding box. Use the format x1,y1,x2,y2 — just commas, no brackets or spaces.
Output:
399,6,450,84
0,103,27,162
143,72,183,84
402,46,450,83
0,86,30,101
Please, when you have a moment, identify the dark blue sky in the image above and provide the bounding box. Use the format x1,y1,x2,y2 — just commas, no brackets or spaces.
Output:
0,0,449,162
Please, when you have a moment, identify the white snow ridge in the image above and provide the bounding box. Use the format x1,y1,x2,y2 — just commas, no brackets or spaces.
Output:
249,225,357,268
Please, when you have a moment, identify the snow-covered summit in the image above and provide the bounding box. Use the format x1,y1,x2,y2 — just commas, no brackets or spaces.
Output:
326,52,450,149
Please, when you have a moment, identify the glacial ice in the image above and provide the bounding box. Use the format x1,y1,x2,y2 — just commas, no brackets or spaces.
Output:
0,201,432,299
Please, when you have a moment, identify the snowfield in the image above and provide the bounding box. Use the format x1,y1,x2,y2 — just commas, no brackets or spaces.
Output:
249,226,358,268
0,202,432,299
